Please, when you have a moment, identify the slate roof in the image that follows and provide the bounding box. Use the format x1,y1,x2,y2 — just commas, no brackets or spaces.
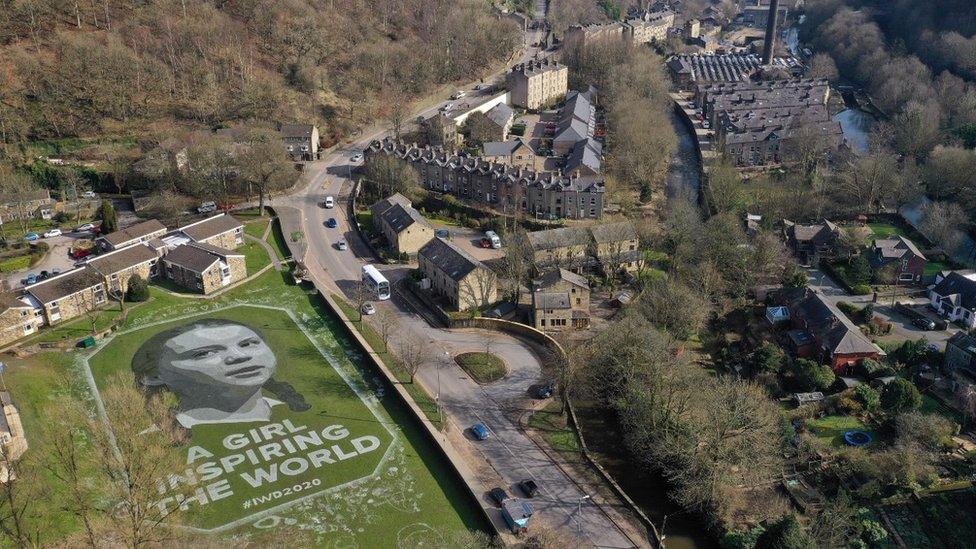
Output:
483,139,533,157
419,237,486,282
370,193,412,218
87,244,157,276
873,235,926,262
180,214,242,242
0,293,31,312
534,292,571,310
280,124,316,139
590,220,637,244
536,268,589,290
931,272,976,310
380,203,431,234
485,103,514,129
948,332,976,356
26,268,103,304
555,91,595,145
565,138,602,175
790,290,883,357
526,226,591,251
100,219,168,247
163,243,225,273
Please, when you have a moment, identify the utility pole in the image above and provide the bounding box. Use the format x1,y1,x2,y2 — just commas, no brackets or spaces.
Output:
575,494,590,548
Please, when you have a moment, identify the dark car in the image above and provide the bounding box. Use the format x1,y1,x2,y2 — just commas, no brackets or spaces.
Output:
532,382,555,399
519,479,539,498
489,487,509,506
912,317,935,331
435,228,450,239
326,218,337,228
39,270,50,280
471,422,490,440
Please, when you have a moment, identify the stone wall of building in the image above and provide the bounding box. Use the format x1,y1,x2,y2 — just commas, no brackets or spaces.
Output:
45,285,107,325
200,229,244,250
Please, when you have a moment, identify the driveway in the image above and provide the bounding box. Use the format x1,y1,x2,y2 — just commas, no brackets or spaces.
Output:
5,232,93,289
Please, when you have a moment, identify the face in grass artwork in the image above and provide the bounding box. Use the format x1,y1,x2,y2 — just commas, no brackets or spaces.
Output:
89,307,395,530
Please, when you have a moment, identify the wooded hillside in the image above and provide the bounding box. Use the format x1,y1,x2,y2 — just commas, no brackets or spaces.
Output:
0,0,520,153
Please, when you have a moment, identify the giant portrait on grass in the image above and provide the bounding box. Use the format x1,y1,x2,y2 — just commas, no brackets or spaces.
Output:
85,305,395,531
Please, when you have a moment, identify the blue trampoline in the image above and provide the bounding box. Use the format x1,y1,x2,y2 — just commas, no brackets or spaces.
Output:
843,430,873,447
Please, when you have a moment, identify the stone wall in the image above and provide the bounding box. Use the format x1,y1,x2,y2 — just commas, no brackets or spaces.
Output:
201,228,244,250
0,307,37,347
46,285,107,324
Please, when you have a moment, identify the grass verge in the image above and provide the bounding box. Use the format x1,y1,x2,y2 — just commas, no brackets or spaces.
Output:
455,352,506,383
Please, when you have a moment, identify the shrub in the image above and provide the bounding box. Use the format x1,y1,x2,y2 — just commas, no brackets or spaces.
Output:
794,359,836,392
854,384,881,411
881,379,922,414
851,284,873,295
755,514,814,549
125,274,150,302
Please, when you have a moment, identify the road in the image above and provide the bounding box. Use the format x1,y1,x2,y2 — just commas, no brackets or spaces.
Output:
274,11,641,549
805,267,960,350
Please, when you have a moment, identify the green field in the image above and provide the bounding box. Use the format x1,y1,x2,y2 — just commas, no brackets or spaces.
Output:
5,252,486,544
805,415,875,447
867,222,908,239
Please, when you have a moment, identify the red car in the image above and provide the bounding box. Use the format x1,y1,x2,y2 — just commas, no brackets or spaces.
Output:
481,237,492,248
218,202,236,211
70,247,92,260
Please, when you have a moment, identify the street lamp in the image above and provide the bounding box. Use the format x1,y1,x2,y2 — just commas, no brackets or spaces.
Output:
575,494,590,547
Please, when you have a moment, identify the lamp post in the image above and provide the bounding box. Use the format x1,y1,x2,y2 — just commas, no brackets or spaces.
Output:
575,494,590,547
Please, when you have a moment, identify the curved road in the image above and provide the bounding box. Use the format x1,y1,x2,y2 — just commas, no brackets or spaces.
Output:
275,22,641,549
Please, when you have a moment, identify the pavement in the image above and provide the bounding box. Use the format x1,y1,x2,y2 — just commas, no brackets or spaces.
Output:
273,18,643,548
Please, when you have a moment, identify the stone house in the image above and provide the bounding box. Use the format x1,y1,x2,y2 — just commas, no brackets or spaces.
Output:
86,243,159,296
370,193,413,232
509,58,568,110
783,288,884,374
532,269,590,331
945,332,976,383
0,189,55,222
178,213,245,250
782,219,839,265
375,203,435,257
870,235,927,284
565,138,603,177
0,294,43,347
97,219,168,251
418,237,497,311
483,103,515,142
929,271,976,330
420,113,460,149
162,242,246,295
526,221,642,274
25,268,108,325
564,22,626,50
482,139,541,170
553,91,595,156
281,124,320,161
590,221,642,273
625,9,675,44
0,392,28,482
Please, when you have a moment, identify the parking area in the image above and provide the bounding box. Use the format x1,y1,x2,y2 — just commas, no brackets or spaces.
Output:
5,232,93,289
428,221,506,263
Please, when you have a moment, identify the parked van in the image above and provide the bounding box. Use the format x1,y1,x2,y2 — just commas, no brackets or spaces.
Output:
324,196,335,208
484,230,502,249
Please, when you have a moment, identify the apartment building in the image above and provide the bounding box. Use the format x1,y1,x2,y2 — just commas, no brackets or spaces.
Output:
509,58,569,110
178,213,245,250
281,123,319,161
25,268,107,325
626,9,675,44
366,138,605,220
526,220,641,274
532,268,591,331
86,242,159,295
418,237,497,311
374,201,435,257
97,219,168,251
162,242,247,295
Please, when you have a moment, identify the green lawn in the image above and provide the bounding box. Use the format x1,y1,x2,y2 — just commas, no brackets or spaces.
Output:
243,218,270,239
867,222,907,239
240,239,271,272
805,415,875,447
924,261,952,277
5,268,486,545
528,399,581,456
455,352,506,383
0,254,32,272
28,302,125,344
267,218,291,261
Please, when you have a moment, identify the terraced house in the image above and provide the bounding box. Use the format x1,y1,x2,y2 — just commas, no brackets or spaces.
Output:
366,138,605,219
177,213,245,250
526,221,642,274
86,242,159,295
97,218,168,251
373,198,435,257
0,294,44,346
25,268,107,325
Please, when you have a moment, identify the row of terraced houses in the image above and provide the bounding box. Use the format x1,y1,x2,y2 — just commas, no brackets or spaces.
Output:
0,214,247,348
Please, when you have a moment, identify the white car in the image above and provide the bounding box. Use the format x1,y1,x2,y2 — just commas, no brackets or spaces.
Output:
324,196,335,208
451,90,466,100
43,229,62,238
440,103,454,112
75,223,96,232
336,240,348,251
81,191,97,199
350,153,364,163
197,201,217,214
361,302,376,315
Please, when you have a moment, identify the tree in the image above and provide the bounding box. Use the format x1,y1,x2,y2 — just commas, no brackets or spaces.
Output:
881,378,922,414
837,227,869,263
240,128,297,216
0,444,48,547
854,384,881,412
375,307,398,351
396,335,432,384
848,254,872,285
755,514,815,549
499,229,532,303
919,200,966,254
0,168,42,235
125,274,150,302
781,264,808,288
461,111,498,147
750,343,786,376
808,53,839,81
895,412,955,451
793,359,835,392
635,277,711,340
362,155,421,204
97,200,118,234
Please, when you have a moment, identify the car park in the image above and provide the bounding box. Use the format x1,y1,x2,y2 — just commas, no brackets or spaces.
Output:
519,480,539,498
326,218,337,228
471,422,490,440
350,153,364,163
489,487,509,506
336,240,348,251
361,302,376,315
25,233,40,242
43,229,62,238
324,196,335,208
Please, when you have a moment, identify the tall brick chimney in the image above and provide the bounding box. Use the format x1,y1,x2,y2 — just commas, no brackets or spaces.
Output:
761,0,780,65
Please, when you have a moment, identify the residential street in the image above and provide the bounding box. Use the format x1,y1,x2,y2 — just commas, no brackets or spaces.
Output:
272,16,643,549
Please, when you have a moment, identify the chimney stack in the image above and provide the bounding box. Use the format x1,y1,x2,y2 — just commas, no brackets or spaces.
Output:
761,0,780,65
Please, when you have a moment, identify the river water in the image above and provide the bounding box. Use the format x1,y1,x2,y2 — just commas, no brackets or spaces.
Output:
834,108,875,154
666,107,703,205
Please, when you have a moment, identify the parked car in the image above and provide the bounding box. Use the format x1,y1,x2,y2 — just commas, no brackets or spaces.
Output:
51,268,61,276
440,103,454,112
70,246,93,260
326,218,338,228
519,479,539,498
532,382,555,399
350,153,364,163
218,202,236,211
474,83,487,91
81,190,97,199
324,196,335,209
489,487,509,506
25,273,37,285
361,302,376,315
38,270,50,280
197,201,217,214
912,317,936,331
450,90,466,100
75,223,96,232
336,240,348,251
24,233,40,242
471,422,490,440
484,230,501,249
435,228,450,239
43,229,62,238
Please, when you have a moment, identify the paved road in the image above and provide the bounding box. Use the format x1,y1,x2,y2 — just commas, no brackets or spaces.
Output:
6,231,95,289
276,23,640,549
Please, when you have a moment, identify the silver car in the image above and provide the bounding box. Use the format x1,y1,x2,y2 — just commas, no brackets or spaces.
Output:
336,240,348,251
361,302,376,315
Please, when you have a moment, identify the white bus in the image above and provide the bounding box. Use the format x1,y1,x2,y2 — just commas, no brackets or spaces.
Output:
362,264,391,300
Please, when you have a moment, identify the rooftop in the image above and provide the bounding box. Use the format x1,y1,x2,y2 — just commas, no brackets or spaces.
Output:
380,203,431,234
280,124,316,139
534,291,571,310
87,243,158,276
536,268,589,290
163,242,239,273
100,219,168,247
511,58,566,77
26,267,103,304
179,214,243,242
419,237,487,282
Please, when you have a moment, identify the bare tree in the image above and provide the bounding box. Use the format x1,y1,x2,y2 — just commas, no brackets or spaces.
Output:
0,446,47,547
0,169,41,235
920,200,966,254
396,335,432,384
375,307,398,351
240,128,297,216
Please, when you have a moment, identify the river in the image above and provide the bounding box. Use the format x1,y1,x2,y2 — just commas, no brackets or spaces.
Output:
666,107,703,205
834,108,875,154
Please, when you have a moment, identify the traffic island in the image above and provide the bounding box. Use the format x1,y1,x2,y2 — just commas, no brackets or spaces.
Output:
454,352,507,384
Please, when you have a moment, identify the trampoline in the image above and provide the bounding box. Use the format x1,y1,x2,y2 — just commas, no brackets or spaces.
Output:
843,430,873,447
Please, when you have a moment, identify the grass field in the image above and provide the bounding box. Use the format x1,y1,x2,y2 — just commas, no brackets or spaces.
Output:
3,230,486,544
243,219,270,239
455,352,506,383
805,415,875,447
